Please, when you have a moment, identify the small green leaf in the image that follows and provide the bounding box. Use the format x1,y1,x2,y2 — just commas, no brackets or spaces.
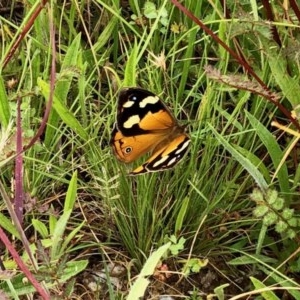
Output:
188,258,208,273
0,213,20,239
214,283,230,300
275,220,288,233
127,243,171,300
263,211,278,226
168,235,177,244
250,276,281,300
287,229,296,239
271,197,284,210
175,197,189,234
287,217,298,227
169,237,185,255
282,208,294,220
50,210,72,260
32,219,49,238
144,2,157,19
250,188,264,203
160,7,168,18
228,254,277,265
0,75,10,127
160,17,169,27
266,189,278,205
59,260,88,282
64,171,77,212
253,205,269,218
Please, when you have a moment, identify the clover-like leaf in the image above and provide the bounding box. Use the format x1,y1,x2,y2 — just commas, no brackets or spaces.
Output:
253,205,268,218
263,211,278,226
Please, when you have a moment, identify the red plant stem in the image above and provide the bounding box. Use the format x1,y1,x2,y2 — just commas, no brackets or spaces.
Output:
0,227,50,299
2,0,48,69
170,0,300,130
290,0,300,21
23,6,55,152
171,0,267,88
218,1,251,69
15,97,24,225
261,0,282,47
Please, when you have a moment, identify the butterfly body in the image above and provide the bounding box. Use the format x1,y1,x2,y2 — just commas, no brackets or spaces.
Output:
110,88,190,175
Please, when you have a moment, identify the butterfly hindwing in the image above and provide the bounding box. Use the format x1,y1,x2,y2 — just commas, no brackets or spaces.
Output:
110,87,190,175
129,134,190,175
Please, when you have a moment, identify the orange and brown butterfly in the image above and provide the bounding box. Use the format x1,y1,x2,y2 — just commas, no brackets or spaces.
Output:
110,87,191,175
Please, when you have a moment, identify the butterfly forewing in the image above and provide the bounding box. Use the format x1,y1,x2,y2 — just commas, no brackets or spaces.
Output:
117,88,176,136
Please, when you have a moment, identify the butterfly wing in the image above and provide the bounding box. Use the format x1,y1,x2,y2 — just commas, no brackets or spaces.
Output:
129,133,190,175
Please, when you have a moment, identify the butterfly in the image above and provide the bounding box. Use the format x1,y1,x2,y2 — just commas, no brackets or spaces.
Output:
110,87,190,175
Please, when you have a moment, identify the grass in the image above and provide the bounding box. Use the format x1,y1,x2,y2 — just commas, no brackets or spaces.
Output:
1,0,300,299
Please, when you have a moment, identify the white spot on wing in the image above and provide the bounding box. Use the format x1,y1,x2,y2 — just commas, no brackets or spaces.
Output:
175,139,190,154
152,155,169,168
124,115,140,128
139,96,160,108
123,101,135,108
167,156,178,166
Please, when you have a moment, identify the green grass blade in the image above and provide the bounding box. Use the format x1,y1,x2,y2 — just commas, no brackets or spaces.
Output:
263,267,300,299
31,219,49,239
0,75,10,127
55,33,81,100
250,277,281,300
234,144,271,183
209,124,268,190
50,209,72,261
44,33,82,146
123,39,138,87
177,0,202,100
64,171,77,211
94,17,119,52
60,221,84,254
127,242,171,300
246,111,290,197
59,260,88,282
175,196,189,234
50,172,78,259
0,212,20,239
266,46,300,108
38,78,88,140
49,209,57,236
